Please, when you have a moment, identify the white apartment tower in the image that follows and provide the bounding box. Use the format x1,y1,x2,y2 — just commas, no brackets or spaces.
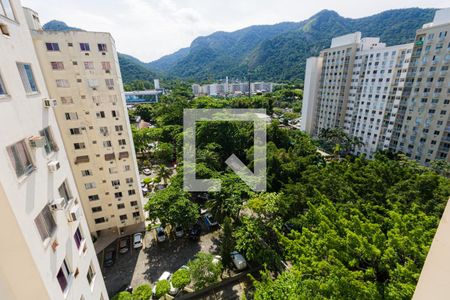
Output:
301,32,413,157
389,9,450,165
0,0,107,299
24,10,146,249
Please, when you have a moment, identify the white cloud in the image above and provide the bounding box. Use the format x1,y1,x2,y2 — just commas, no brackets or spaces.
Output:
21,0,448,62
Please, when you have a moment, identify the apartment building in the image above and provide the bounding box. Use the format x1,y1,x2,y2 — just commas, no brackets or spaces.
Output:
389,9,450,164
25,9,145,249
0,0,107,299
192,81,273,97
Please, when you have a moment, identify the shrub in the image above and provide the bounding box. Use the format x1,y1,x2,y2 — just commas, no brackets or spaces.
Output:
133,284,152,300
155,280,170,298
111,291,133,300
172,268,191,289
188,252,223,290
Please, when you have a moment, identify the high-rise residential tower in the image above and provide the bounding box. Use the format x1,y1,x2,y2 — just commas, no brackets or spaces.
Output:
0,0,107,298
389,8,450,165
25,9,145,251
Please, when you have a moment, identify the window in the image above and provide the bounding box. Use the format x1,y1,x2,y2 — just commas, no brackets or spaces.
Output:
85,182,96,190
130,201,138,207
58,181,72,204
120,214,127,221
79,43,90,51
112,180,120,187
118,139,126,146
88,195,99,201
40,127,58,154
98,43,107,51
105,79,114,89
57,259,72,292
117,203,125,209
91,206,102,213
74,142,86,150
70,128,81,135
132,212,140,218
17,63,38,93
65,112,78,120
87,264,96,285
96,111,105,118
128,189,136,196
115,125,123,132
0,72,6,96
112,110,119,118
56,79,70,88
126,178,133,184
94,217,105,224
34,205,56,242
81,169,92,177
50,61,64,70
87,79,98,88
7,140,34,177
83,61,94,70
74,227,84,249
45,42,60,51
61,96,74,104
0,0,14,19
124,165,131,171
101,61,111,71
99,127,108,136
103,141,112,148
109,167,118,174
115,192,123,198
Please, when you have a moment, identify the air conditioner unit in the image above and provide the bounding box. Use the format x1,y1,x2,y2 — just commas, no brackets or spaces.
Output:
29,136,45,148
48,160,60,172
49,198,65,211
68,204,82,222
43,98,57,108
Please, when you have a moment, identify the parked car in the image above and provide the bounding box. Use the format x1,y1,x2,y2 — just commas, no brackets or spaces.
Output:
156,226,167,243
103,249,115,267
141,186,149,196
142,168,152,175
204,213,218,229
152,271,179,296
189,223,202,241
133,232,143,248
174,225,184,238
119,239,129,254
230,251,247,270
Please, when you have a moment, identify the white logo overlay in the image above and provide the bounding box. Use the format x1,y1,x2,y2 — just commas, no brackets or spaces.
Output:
183,109,267,192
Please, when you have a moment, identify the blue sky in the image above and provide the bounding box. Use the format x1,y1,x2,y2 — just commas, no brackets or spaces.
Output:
22,0,449,62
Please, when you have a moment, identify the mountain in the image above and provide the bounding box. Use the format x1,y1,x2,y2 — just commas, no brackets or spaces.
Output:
148,8,436,81
42,20,83,31
117,53,157,83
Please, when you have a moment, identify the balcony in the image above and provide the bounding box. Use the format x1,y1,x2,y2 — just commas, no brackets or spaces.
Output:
74,155,89,164
104,153,115,161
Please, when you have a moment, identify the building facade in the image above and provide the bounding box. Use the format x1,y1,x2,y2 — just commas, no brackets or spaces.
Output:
192,81,274,97
26,9,145,249
0,1,107,299
301,9,450,163
389,9,450,164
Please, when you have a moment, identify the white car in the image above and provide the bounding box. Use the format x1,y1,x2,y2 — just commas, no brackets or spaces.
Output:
230,251,247,270
151,271,179,296
156,226,166,243
142,168,151,175
133,232,143,249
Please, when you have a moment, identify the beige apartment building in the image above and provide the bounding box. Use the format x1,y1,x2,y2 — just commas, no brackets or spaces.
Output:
389,9,450,165
25,9,145,250
0,0,107,299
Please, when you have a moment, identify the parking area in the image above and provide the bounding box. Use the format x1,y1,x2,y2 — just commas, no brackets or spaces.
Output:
102,223,222,298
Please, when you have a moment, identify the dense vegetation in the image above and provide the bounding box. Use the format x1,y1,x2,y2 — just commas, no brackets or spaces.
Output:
131,85,450,299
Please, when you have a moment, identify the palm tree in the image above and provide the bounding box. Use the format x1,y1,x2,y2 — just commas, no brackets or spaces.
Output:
157,165,172,185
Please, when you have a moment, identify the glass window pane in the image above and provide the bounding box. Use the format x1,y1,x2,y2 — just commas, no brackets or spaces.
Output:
1,0,15,20
0,73,6,95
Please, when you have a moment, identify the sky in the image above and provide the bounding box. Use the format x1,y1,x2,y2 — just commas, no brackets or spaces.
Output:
22,0,450,63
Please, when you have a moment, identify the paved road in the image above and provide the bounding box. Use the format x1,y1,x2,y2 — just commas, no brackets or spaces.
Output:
103,227,221,297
